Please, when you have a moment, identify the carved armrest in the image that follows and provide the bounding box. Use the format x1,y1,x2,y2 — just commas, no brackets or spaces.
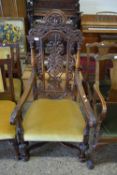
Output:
75,70,96,127
93,83,107,121
10,70,36,125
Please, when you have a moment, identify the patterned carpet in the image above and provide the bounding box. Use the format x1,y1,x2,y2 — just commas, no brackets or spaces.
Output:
0,141,117,175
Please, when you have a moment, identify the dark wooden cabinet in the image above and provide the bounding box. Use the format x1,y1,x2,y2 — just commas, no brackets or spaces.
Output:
26,0,81,28
0,0,26,17
33,0,79,16
81,14,117,52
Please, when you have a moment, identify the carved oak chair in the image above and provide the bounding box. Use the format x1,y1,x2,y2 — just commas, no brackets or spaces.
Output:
86,42,117,165
10,17,97,169
0,44,22,101
0,59,19,159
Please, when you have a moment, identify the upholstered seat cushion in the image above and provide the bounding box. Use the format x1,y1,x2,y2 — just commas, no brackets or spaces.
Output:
7,78,21,101
0,100,16,139
23,99,86,142
0,47,11,59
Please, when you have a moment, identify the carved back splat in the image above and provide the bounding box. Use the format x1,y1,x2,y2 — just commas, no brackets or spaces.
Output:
28,13,82,98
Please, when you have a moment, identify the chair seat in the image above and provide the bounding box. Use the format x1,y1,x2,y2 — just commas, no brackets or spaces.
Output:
7,78,21,101
0,100,16,140
101,103,117,138
23,99,86,142
0,47,11,59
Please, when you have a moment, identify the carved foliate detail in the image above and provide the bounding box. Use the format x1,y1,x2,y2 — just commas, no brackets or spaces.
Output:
45,33,65,78
47,53,64,78
28,18,83,98
28,24,83,48
45,14,65,26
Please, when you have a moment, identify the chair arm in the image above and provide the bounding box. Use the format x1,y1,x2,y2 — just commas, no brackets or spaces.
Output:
75,71,96,127
93,83,107,120
10,70,36,125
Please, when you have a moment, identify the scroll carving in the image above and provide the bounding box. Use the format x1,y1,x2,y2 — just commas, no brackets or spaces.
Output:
28,13,83,98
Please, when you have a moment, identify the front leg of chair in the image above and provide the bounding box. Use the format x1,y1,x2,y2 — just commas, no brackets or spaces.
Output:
79,143,88,162
16,119,30,161
85,124,97,169
79,123,94,169
19,142,29,161
11,139,20,160
79,123,89,162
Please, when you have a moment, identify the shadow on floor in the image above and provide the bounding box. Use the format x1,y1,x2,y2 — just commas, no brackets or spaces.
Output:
0,141,117,166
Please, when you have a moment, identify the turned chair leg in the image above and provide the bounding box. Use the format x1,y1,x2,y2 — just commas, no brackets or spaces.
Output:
79,142,88,162
80,124,94,169
19,142,30,161
12,139,20,160
79,124,89,162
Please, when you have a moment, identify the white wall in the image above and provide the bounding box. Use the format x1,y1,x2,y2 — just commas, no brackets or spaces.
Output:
80,0,117,14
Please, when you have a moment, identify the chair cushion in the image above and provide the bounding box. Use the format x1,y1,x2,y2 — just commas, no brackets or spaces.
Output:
0,100,16,139
23,99,86,142
13,78,22,101
7,78,21,101
0,47,11,59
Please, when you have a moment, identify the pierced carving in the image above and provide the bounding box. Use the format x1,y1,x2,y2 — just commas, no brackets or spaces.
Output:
45,33,65,78
28,15,83,98
47,53,64,78
45,14,65,26
28,24,83,48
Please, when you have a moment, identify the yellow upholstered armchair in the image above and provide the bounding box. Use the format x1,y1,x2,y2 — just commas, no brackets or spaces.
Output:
87,42,117,166
0,44,22,101
0,59,19,159
10,15,97,169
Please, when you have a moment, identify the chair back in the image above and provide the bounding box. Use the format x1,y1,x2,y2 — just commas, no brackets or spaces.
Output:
95,42,117,102
0,44,22,78
0,59,15,101
28,14,82,99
